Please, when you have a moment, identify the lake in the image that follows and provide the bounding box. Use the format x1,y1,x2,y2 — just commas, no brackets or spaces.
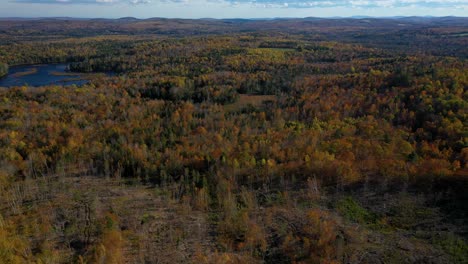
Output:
0,63,89,87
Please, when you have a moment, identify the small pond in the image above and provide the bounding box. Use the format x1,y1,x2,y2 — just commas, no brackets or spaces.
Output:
0,63,89,87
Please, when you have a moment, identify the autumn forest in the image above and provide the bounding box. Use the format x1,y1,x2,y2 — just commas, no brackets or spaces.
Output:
0,17,467,263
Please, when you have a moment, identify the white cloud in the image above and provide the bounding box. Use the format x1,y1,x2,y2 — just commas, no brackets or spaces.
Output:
130,0,151,4
241,0,468,9
13,0,468,9
16,0,151,4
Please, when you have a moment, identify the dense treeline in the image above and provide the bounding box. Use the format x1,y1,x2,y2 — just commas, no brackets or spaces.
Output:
1,17,467,57
0,19,467,263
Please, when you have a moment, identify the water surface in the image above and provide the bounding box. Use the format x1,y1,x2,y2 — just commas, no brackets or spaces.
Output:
0,64,88,87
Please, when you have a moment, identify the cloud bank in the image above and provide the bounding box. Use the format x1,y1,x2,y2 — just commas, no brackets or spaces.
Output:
15,0,150,4
13,0,468,9
244,0,468,9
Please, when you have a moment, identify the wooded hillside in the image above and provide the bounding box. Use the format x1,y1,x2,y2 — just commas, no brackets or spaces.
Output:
0,17,467,263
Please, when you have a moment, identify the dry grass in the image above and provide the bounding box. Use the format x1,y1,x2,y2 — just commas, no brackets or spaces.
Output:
11,67,38,77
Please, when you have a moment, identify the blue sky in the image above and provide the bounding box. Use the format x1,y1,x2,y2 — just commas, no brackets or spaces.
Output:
1,0,467,18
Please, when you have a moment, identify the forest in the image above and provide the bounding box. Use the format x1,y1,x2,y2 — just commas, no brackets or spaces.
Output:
0,17,467,263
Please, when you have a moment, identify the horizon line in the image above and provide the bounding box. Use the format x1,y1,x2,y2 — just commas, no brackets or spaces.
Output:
1,15,467,20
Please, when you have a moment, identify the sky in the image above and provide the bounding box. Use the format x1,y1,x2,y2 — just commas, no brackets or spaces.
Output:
0,0,467,18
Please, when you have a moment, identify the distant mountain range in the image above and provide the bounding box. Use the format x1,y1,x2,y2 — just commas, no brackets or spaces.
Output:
0,16,466,21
